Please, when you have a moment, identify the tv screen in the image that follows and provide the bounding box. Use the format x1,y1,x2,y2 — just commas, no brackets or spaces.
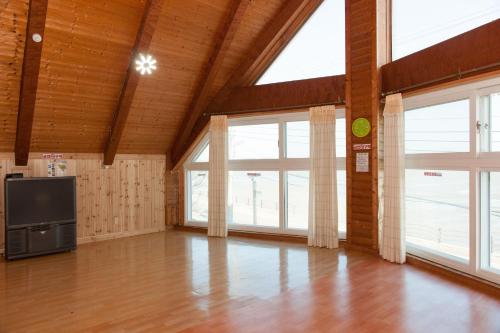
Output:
5,177,76,227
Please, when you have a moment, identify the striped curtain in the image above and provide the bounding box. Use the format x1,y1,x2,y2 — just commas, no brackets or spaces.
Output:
380,93,406,263
308,105,339,249
208,115,228,237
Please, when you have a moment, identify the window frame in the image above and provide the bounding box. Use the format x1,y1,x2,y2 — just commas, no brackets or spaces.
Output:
183,110,347,238
403,76,500,284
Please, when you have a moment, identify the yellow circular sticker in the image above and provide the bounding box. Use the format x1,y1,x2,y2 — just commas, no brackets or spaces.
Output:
352,118,371,138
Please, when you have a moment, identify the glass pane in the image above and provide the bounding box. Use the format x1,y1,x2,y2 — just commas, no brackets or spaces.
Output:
488,173,500,271
256,0,345,84
406,169,469,260
286,170,346,233
228,171,279,227
286,121,309,158
405,100,469,154
193,144,209,162
189,171,208,222
229,124,279,160
336,118,346,158
482,92,500,152
338,170,346,233
286,118,346,158
286,171,309,229
392,0,500,60
492,93,500,152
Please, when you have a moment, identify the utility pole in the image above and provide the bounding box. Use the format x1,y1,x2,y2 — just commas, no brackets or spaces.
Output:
247,172,261,225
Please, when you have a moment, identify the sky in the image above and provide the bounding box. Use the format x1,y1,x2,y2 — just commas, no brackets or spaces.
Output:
256,0,500,84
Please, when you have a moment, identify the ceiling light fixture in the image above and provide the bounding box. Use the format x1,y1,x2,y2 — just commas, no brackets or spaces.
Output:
135,53,157,75
32,33,42,43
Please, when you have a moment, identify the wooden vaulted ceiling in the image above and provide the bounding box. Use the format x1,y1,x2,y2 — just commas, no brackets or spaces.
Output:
0,0,291,159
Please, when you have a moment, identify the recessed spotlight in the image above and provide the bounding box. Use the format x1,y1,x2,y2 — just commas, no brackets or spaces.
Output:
135,53,157,75
32,33,42,43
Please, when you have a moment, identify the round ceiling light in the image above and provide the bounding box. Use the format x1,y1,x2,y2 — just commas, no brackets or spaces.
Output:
135,53,157,75
32,33,42,43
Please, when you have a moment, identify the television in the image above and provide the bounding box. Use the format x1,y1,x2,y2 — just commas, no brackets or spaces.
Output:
5,177,76,227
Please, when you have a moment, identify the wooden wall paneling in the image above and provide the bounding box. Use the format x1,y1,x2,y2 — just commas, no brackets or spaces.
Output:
345,0,386,251
178,171,185,226
14,0,49,166
165,162,180,226
381,19,500,96
171,0,251,162
103,0,164,165
0,155,166,251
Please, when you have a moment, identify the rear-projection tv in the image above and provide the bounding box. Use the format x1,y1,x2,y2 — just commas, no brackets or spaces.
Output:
5,177,76,227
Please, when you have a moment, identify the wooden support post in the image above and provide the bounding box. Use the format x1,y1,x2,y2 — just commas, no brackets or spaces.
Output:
15,0,49,166
345,0,388,251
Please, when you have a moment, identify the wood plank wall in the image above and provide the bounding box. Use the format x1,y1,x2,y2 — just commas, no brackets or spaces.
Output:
0,153,167,251
345,0,387,251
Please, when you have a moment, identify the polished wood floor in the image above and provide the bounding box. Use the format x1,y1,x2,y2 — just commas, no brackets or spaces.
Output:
0,230,499,333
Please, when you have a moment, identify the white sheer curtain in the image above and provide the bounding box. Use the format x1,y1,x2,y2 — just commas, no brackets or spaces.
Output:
308,105,339,249
208,115,228,237
380,93,406,263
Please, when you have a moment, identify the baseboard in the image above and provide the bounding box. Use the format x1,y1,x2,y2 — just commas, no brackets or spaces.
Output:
406,254,500,297
175,225,348,247
77,227,166,245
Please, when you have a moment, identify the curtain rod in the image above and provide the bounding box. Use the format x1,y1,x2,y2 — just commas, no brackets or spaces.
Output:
381,61,500,97
203,62,500,116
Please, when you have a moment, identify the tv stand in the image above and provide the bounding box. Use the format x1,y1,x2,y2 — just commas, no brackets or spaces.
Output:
5,222,76,260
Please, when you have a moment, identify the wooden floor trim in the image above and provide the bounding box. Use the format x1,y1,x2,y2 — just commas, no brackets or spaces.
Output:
407,254,500,297
175,225,309,244
175,225,349,246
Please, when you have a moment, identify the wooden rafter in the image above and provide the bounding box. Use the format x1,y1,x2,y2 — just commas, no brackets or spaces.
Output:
382,19,500,95
210,75,345,115
171,0,251,163
15,0,49,166
103,0,163,166
172,0,323,163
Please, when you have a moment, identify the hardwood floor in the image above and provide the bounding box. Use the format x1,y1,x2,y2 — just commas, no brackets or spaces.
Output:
0,230,498,333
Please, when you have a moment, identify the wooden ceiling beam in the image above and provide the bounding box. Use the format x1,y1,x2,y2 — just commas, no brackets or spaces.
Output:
211,75,346,115
170,0,251,163
382,19,500,95
15,0,49,166
103,0,163,166
172,0,323,163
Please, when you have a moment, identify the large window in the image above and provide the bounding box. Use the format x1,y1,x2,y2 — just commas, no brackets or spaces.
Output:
228,171,280,227
184,111,347,237
392,0,500,60
404,77,500,284
256,0,345,85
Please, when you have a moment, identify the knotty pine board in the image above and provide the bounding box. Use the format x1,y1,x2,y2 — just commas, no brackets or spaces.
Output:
0,154,166,250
